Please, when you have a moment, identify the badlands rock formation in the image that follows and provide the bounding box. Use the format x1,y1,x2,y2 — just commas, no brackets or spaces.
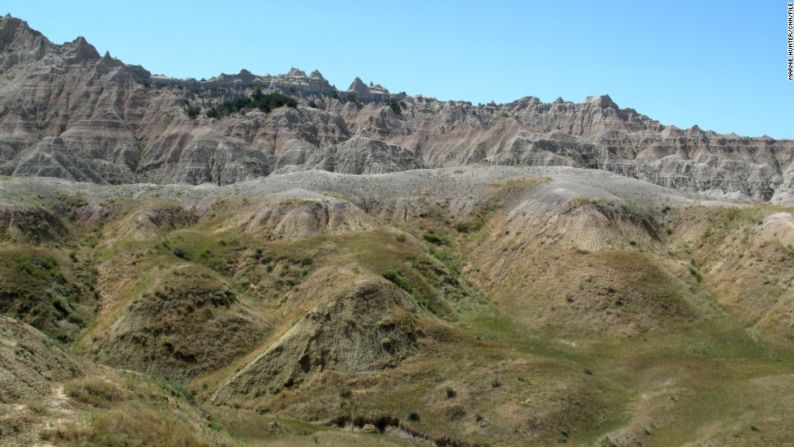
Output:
1,15,792,202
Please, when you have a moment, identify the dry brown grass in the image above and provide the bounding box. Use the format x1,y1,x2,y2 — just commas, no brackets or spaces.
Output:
46,405,213,447
22,399,49,414
64,378,126,408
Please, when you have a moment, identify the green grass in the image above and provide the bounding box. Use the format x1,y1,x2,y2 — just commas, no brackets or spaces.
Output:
0,245,93,340
7,189,794,446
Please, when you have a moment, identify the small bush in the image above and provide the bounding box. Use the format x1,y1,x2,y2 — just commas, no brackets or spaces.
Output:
454,220,479,233
395,233,407,243
423,231,448,245
389,98,402,115
205,107,220,118
211,88,298,118
64,379,125,408
184,105,201,119
490,377,502,388
445,387,457,399
24,400,49,414
407,411,420,422
688,266,703,282
382,269,410,292
338,385,352,399
173,248,190,260
51,295,70,315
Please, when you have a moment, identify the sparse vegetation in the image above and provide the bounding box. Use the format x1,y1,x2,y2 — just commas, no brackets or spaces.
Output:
422,231,448,245
204,88,297,118
64,379,125,408
173,247,190,260
184,104,201,119
47,406,208,447
389,98,402,115
688,266,703,282
381,268,432,309
382,269,410,291
338,385,352,399
1,169,794,447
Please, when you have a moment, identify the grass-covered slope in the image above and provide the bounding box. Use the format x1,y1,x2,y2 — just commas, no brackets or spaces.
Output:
1,167,794,446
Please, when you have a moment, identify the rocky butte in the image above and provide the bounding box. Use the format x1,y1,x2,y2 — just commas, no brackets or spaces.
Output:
0,15,792,202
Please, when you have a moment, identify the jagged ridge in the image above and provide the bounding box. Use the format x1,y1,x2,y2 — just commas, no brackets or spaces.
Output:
1,15,793,203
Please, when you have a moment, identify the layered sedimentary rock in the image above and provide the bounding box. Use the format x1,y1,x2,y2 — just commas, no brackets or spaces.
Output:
1,15,792,201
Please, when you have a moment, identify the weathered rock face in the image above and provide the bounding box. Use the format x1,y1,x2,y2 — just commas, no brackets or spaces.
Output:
347,76,390,102
1,16,793,201
313,136,426,174
240,193,376,240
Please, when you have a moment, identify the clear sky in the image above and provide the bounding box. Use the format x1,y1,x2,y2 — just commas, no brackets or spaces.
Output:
3,1,792,138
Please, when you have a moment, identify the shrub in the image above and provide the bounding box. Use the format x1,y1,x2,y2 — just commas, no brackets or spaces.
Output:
173,248,190,260
445,387,457,399
338,385,352,399
205,107,220,118
64,379,125,408
389,98,402,115
207,89,297,118
24,400,49,414
250,88,297,111
688,266,703,282
395,233,407,243
407,411,420,422
51,295,70,315
383,269,431,308
184,105,201,119
454,221,478,233
423,231,447,245
490,377,502,388
382,269,410,292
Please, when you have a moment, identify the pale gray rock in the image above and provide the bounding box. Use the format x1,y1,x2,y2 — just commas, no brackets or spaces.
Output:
0,15,793,203
316,136,425,174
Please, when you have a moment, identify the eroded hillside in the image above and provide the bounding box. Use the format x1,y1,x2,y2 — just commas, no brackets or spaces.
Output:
1,166,794,446
1,15,794,203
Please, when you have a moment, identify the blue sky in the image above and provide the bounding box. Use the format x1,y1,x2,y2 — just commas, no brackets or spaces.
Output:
4,1,792,138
